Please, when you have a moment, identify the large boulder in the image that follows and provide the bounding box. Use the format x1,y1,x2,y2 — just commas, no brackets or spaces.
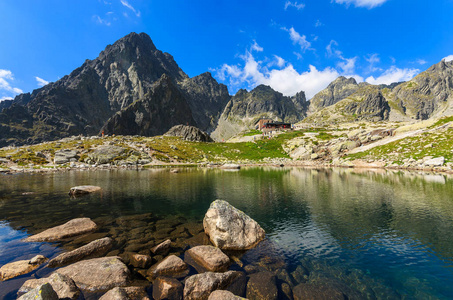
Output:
185,245,230,272
203,200,265,250
0,255,47,281
152,277,183,300
183,271,246,300
24,218,97,242
19,273,80,300
54,149,78,164
164,125,214,142
68,185,102,196
87,145,127,164
57,256,130,292
17,283,58,300
146,255,188,280
48,237,113,268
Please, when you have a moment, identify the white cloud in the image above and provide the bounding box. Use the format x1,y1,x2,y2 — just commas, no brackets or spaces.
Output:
214,50,339,99
334,0,389,9
274,55,286,68
120,0,140,17
282,27,311,52
35,76,49,87
443,55,453,62
93,15,111,26
0,69,23,98
416,59,427,65
366,66,419,85
251,40,263,52
0,96,13,102
284,1,305,10
315,20,324,27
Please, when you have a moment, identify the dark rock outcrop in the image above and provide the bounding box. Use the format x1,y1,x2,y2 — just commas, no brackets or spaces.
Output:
165,125,214,142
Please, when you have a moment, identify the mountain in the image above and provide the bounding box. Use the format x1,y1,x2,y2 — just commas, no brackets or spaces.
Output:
387,60,453,120
180,72,231,132
211,85,305,141
0,32,228,147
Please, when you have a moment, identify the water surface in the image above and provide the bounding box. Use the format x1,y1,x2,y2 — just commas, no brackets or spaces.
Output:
1,167,453,299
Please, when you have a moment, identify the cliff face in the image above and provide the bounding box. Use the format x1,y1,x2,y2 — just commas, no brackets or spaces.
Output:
388,60,453,120
0,33,227,147
211,85,306,141
100,74,197,137
180,72,231,133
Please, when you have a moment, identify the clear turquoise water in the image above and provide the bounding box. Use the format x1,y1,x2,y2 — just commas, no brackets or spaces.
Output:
1,167,453,299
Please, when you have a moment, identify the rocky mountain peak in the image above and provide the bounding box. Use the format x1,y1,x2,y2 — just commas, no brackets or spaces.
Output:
308,76,360,113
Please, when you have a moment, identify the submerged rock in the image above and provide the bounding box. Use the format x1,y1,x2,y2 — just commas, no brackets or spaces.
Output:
57,256,130,292
183,271,246,300
203,200,265,250
69,185,102,196
0,255,48,281
185,245,230,272
48,237,113,268
19,273,80,300
152,277,183,300
17,283,58,300
24,218,97,242
151,239,171,256
246,271,278,300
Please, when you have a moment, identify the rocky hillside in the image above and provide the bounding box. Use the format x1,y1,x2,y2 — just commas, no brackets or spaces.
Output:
211,85,306,141
302,60,453,124
0,33,228,147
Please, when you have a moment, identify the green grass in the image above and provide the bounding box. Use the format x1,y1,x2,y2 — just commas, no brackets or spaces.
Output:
345,128,453,163
242,129,262,136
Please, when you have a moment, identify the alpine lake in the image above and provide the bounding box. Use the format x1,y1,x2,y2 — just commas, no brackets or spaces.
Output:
1,166,453,299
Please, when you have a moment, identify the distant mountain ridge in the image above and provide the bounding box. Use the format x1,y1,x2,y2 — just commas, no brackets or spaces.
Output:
1,31,452,146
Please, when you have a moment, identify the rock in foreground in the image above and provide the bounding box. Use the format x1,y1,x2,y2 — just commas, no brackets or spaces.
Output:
203,200,265,250
24,218,97,242
0,255,47,281
69,185,102,196
185,245,230,272
48,237,113,268
208,290,247,300
18,283,58,300
100,286,150,300
184,271,246,300
152,277,183,300
19,273,80,300
146,255,188,280
57,256,130,292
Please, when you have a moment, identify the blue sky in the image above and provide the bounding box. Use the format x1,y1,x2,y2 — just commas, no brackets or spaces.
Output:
1,0,452,101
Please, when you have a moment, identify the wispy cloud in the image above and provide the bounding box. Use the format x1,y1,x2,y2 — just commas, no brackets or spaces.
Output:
366,66,419,85
443,55,453,62
0,96,13,102
326,40,358,75
315,20,324,27
120,0,140,17
415,59,427,65
333,0,389,9
93,15,112,26
282,27,311,52
284,1,305,10
35,76,49,87
0,69,23,99
365,53,383,73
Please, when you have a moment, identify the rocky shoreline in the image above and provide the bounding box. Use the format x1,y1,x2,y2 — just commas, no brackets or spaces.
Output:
0,197,323,300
